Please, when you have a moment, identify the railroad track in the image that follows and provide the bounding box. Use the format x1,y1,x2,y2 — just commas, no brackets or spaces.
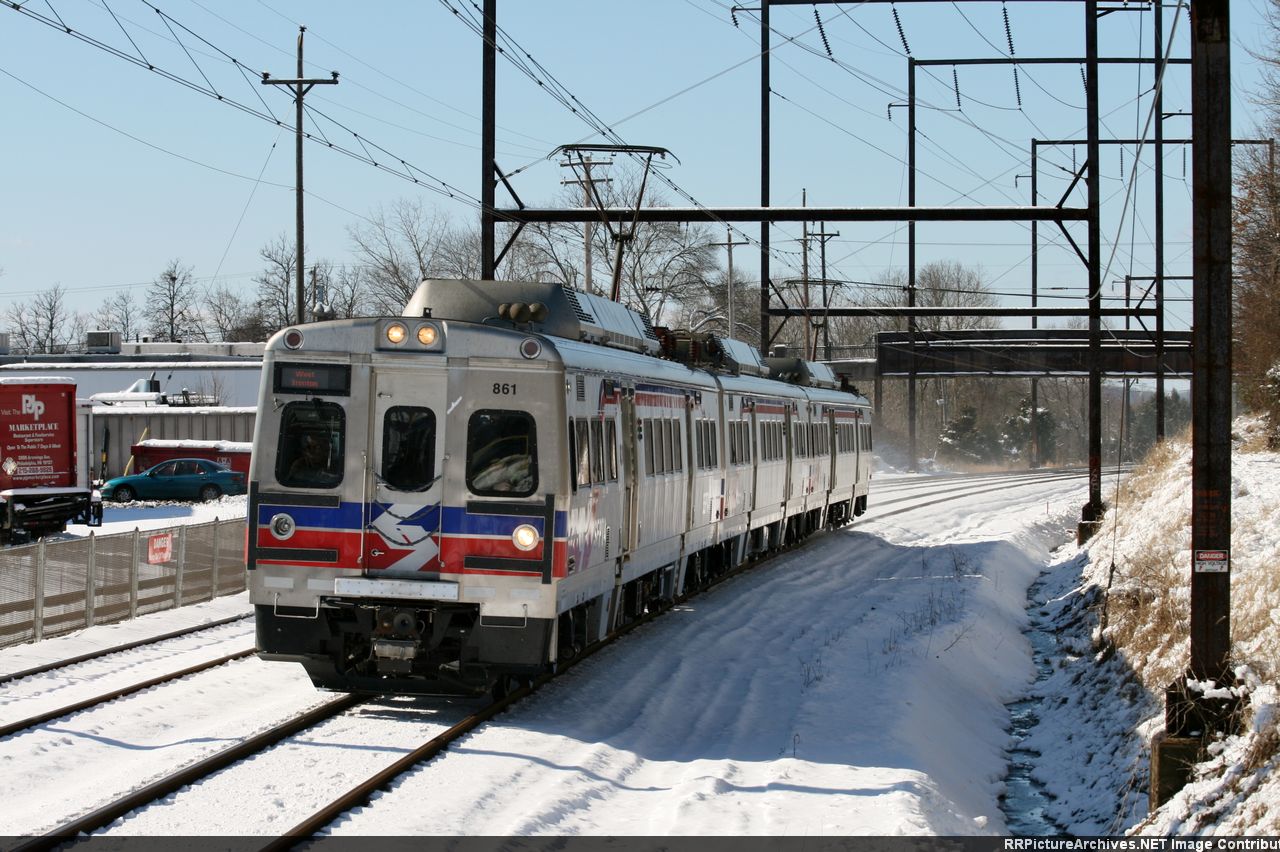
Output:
0,648,255,739
11,694,365,852
0,613,252,687
14,467,1100,844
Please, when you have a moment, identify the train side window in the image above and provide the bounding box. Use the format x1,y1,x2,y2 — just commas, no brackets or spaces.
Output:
643,418,655,475
277,400,345,489
670,417,680,470
575,419,591,488
381,406,436,490
606,420,618,481
467,409,538,497
653,418,666,475
568,418,578,491
664,419,676,473
590,419,604,484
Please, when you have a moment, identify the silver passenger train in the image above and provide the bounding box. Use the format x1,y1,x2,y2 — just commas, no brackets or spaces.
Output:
249,279,873,695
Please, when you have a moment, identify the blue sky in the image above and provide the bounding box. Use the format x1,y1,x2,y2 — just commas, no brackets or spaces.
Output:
1,0,1272,332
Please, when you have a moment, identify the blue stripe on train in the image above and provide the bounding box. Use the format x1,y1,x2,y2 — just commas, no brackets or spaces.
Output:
256,501,568,537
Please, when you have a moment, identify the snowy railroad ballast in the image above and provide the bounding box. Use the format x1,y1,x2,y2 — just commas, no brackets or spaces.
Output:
248,278,873,696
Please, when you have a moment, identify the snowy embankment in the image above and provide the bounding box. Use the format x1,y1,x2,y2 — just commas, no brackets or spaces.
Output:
328,475,1089,836
0,473,1091,836
1019,418,1280,834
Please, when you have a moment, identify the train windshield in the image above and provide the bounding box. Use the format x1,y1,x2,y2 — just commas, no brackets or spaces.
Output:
276,401,345,488
466,410,537,497
381,406,436,490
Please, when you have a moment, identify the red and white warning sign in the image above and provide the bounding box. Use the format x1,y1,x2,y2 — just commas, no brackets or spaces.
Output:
148,533,174,565
1193,549,1229,573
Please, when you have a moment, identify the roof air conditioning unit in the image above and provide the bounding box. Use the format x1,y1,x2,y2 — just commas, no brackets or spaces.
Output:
85,330,123,354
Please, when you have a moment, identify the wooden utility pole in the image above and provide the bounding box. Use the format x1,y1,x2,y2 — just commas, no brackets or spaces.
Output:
560,158,612,294
262,27,338,326
711,228,749,338
802,189,811,357
812,223,840,359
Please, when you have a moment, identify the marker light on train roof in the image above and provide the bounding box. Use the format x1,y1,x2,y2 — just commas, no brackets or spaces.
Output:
520,338,542,359
385,322,407,345
283,329,304,349
417,323,438,346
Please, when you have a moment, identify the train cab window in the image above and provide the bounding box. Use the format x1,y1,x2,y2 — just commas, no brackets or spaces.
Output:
277,400,345,489
381,406,436,491
467,410,537,496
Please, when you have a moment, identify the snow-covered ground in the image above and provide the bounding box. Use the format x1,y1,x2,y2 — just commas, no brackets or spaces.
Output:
2,444,1274,837
57,494,248,539
1,470,1092,836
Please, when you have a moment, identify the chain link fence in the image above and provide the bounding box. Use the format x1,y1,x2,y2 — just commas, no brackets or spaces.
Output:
0,519,247,648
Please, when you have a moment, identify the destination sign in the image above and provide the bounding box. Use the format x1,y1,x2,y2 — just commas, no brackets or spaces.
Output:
274,363,351,396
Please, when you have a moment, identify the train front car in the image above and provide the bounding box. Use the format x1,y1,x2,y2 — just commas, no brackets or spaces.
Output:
249,280,569,695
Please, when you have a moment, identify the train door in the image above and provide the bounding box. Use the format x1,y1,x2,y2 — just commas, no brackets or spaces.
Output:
748,402,760,514
827,409,838,488
783,405,794,503
621,389,640,553
363,367,446,578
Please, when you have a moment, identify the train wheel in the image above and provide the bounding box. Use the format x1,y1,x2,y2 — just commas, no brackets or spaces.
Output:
492,675,531,703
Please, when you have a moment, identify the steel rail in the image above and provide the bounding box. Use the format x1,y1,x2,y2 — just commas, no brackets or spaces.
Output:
0,614,253,687
0,648,255,739
11,693,365,852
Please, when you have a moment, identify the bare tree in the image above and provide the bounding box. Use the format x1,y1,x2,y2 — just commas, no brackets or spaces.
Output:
92,292,142,341
348,199,453,314
146,260,206,342
1234,2,1280,428
309,260,367,320
5,285,76,353
204,283,270,342
254,234,297,332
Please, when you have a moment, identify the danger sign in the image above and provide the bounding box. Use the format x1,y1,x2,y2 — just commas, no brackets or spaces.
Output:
148,533,174,565
1194,549,1229,573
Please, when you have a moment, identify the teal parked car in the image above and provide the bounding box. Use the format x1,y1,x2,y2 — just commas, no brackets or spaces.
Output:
102,458,247,503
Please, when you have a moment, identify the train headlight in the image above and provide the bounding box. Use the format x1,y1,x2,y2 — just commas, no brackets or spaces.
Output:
269,513,296,540
512,523,540,552
385,323,407,345
417,323,438,346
